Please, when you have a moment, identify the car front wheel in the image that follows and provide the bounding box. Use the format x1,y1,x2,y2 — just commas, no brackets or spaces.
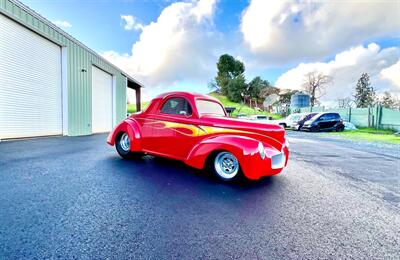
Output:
212,151,241,182
310,125,319,132
115,132,142,159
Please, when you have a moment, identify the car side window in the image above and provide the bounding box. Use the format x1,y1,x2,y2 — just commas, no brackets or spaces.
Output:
160,97,192,116
322,114,330,120
327,114,336,120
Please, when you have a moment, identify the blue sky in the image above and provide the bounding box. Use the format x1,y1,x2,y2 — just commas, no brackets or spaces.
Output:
22,0,399,102
23,0,248,55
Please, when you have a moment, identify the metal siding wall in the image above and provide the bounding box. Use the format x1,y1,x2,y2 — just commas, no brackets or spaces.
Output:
116,76,127,122
0,0,128,136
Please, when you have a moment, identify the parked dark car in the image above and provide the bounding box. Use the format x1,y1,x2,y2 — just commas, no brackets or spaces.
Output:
290,112,318,130
301,112,345,132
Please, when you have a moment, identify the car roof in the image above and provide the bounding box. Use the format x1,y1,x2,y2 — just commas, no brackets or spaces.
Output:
156,91,219,102
320,112,339,115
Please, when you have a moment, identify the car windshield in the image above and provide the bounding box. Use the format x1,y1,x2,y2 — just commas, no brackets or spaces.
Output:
196,100,226,116
310,113,323,121
302,113,317,121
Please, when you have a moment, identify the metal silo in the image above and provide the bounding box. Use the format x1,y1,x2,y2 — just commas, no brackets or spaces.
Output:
291,92,310,109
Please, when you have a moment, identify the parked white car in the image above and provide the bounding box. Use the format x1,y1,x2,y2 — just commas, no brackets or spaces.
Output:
272,113,305,128
249,115,271,122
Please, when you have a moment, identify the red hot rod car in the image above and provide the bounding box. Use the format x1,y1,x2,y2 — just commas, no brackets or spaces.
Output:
107,92,289,181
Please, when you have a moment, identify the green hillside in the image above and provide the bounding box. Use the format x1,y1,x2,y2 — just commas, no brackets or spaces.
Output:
209,93,282,119
127,102,149,113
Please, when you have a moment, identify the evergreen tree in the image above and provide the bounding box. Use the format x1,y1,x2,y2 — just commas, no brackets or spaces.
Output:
247,76,272,99
215,54,245,96
354,73,376,107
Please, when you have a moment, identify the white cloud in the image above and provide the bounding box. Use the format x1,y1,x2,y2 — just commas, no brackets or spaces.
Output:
104,0,219,100
241,0,400,63
52,20,72,28
121,15,144,31
380,60,400,88
275,43,400,103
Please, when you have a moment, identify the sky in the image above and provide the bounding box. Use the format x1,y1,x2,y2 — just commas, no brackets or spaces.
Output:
23,0,400,104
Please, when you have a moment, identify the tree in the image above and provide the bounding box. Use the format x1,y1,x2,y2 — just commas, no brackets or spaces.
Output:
302,71,332,107
337,98,353,108
379,91,396,109
247,76,272,99
215,54,245,96
207,80,220,93
354,73,376,107
225,74,247,103
260,85,279,98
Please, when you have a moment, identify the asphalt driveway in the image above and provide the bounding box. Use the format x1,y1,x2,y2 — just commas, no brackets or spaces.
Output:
0,132,399,259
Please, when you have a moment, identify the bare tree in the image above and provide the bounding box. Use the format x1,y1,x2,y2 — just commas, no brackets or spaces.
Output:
302,71,332,107
379,91,396,109
337,97,353,108
207,80,220,93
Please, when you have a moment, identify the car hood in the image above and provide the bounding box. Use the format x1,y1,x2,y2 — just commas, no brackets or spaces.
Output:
199,116,286,146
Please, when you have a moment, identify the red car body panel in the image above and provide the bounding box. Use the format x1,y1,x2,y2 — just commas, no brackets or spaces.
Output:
107,92,289,180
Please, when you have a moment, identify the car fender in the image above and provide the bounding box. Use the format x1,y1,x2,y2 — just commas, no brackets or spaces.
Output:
106,118,142,152
185,134,261,173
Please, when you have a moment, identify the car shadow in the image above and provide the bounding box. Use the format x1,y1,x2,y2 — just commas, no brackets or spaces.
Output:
105,153,282,197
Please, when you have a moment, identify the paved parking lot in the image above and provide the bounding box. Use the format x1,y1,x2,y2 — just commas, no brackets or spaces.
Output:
0,132,399,259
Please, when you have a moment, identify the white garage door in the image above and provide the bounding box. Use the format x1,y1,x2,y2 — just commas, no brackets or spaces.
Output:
0,14,62,139
92,66,113,133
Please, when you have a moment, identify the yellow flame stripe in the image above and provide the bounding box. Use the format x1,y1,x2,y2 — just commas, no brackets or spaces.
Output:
143,120,250,137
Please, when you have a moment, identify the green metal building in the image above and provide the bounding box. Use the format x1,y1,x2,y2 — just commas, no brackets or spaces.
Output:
0,0,142,139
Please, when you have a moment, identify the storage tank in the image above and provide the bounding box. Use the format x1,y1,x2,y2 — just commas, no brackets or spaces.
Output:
291,92,310,109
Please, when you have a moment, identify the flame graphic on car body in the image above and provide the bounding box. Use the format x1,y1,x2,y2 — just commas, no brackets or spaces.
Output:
143,120,247,137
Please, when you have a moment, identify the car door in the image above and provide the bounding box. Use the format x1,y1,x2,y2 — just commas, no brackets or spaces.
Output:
325,113,337,129
316,115,329,130
150,97,199,159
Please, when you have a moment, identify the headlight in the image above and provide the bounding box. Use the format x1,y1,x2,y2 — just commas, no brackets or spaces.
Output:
258,142,265,160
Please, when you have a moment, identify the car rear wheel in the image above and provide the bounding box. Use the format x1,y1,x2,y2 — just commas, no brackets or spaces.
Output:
279,123,287,128
212,151,240,182
115,132,143,159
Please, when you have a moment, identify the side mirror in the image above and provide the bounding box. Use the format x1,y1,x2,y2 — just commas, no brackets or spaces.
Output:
179,111,188,116
224,107,236,117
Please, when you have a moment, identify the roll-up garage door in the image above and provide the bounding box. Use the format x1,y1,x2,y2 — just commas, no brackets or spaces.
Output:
0,14,62,139
91,66,113,133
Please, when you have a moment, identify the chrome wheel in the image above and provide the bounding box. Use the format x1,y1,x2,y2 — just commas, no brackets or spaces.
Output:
214,151,239,180
119,133,130,152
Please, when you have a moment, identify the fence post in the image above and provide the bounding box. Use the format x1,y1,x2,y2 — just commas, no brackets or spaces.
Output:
368,107,371,128
376,105,382,130
348,107,351,122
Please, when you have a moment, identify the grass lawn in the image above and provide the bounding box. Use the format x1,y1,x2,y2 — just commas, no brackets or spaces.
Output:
209,93,282,119
127,102,149,113
327,127,400,144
